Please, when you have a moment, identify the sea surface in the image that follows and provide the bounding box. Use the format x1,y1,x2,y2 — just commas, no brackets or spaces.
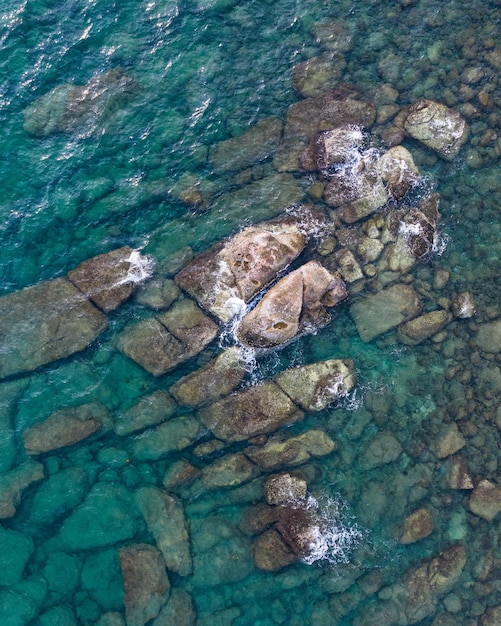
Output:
0,0,500,624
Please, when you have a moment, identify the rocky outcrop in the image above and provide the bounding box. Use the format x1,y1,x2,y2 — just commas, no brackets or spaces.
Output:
245,429,335,469
237,261,347,348
350,284,422,342
23,402,109,455
117,299,218,375
175,213,314,322
404,100,468,160
23,69,137,137
119,544,170,626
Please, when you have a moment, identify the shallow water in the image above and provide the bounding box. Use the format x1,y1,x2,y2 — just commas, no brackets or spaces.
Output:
1,0,500,624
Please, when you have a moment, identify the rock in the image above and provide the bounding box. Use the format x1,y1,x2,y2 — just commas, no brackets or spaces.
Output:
68,247,152,313
237,261,347,348
404,100,468,160
23,402,108,455
315,125,364,168
38,606,78,626
274,359,355,411
0,527,34,586
162,460,201,492
334,249,364,282
175,214,310,322
170,347,247,407
152,588,196,626
0,277,107,379
398,310,450,345
117,299,218,375
359,431,402,470
201,453,259,490
475,319,501,353
376,146,420,200
451,291,475,319
482,604,501,626
263,473,308,505
119,544,170,626
311,20,353,52
400,508,434,544
469,480,501,522
275,505,327,561
245,429,335,469
115,391,176,436
444,456,474,490
59,482,139,550
42,551,80,599
135,487,192,576
135,278,180,310
429,423,466,459
29,466,88,526
132,415,203,461
209,117,283,171
292,52,347,98
0,461,45,519
23,68,137,137
81,549,123,612
198,381,303,442
350,284,422,342
253,529,296,571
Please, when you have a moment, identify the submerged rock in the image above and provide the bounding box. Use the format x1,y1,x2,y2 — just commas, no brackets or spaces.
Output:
474,319,501,353
200,452,259,490
131,415,203,461
399,508,434,544
253,528,296,571
404,99,468,161
170,347,247,407
469,480,501,522
135,487,192,576
0,277,107,380
451,291,475,319
119,543,170,626
114,391,177,436
23,402,108,455
0,527,34,586
175,214,311,323
237,261,347,348
245,429,335,469
23,68,137,137
292,52,347,98
68,247,152,313
274,359,355,411
0,461,45,519
429,423,466,459
152,588,196,626
117,299,218,376
197,381,304,442
350,284,422,342
359,431,402,470
397,310,450,345
444,456,474,490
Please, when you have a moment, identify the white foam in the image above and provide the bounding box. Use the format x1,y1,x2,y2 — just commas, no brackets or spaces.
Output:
122,249,155,285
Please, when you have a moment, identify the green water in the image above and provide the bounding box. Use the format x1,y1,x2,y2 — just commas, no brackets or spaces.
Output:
1,0,500,624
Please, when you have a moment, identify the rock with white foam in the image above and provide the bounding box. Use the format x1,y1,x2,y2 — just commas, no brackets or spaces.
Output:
175,214,315,322
237,261,347,349
404,99,468,160
263,473,308,506
376,145,420,200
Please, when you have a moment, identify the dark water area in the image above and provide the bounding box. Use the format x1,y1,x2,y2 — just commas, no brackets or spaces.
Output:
0,0,500,624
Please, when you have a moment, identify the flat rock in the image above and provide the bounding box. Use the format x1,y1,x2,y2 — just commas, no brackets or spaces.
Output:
209,117,283,171
0,277,107,379
201,453,259,490
292,52,346,98
245,429,335,469
444,456,474,490
469,480,501,522
400,508,434,544
350,284,422,342
68,247,152,312
274,359,355,411
132,415,203,461
263,473,308,506
429,423,465,459
359,431,402,470
475,319,501,353
253,528,296,571
115,391,177,436
398,310,450,345
175,214,310,322
135,487,192,576
152,588,196,626
170,347,247,407
404,99,468,160
0,461,45,519
197,381,304,442
118,299,218,376
237,261,347,348
119,543,170,626
23,402,108,455
134,278,180,310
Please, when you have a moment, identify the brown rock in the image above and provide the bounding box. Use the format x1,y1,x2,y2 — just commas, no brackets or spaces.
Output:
263,473,308,505
197,381,304,442
400,508,434,544
119,544,170,626
445,456,474,490
200,453,259,490
451,291,475,319
315,125,364,168
0,461,45,519
429,423,466,459
292,52,347,98
253,529,296,571
469,480,501,522
376,146,420,200
275,505,325,558
398,310,450,345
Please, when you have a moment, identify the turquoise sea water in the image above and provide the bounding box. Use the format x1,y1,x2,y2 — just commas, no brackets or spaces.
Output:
1,0,501,624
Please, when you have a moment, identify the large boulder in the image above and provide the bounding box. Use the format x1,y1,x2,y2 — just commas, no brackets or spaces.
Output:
350,284,422,342
0,277,107,380
175,214,312,322
135,487,192,576
119,544,170,626
23,69,137,137
398,310,450,345
117,299,218,376
274,359,355,411
23,402,109,455
236,261,347,348
68,247,153,313
170,347,247,407
404,100,468,161
197,381,304,442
